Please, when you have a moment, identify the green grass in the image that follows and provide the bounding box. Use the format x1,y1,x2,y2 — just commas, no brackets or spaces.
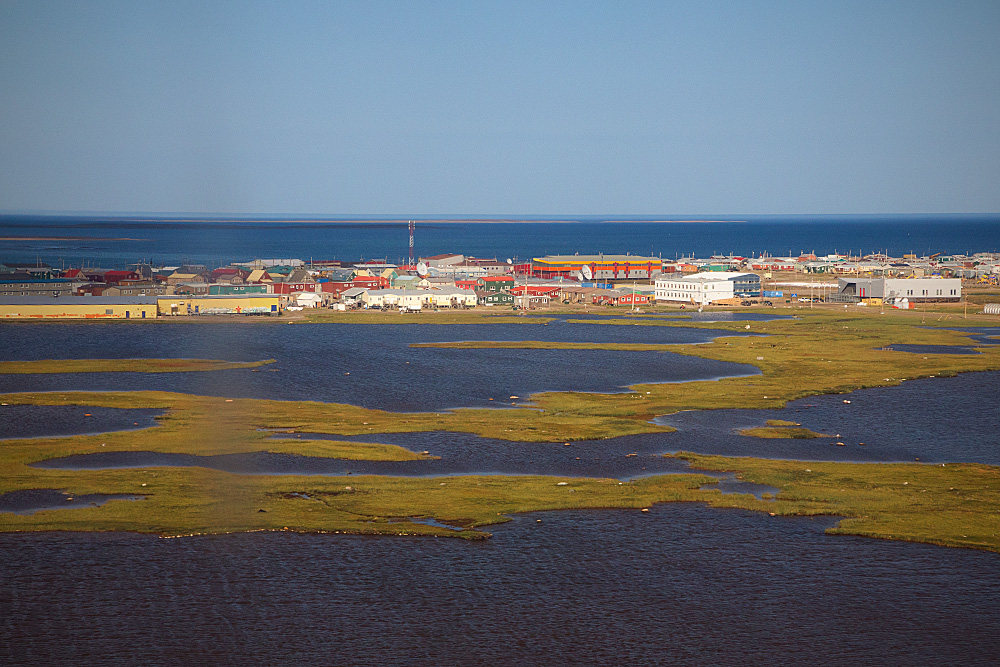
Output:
738,427,830,439
0,358,276,374
672,452,1000,552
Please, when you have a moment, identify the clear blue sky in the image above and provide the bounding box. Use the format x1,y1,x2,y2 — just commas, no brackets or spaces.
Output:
1,0,998,216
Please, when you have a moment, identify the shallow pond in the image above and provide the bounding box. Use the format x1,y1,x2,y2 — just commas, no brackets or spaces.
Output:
0,322,759,411
0,489,146,515
0,405,163,441
655,370,1000,464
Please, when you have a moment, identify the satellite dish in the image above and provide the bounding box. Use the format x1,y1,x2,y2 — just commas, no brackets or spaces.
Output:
574,270,585,281
506,258,512,265
416,262,428,277
581,265,593,280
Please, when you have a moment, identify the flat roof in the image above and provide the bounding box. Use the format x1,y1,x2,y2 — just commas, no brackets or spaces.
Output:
533,255,661,264
0,296,157,305
659,272,758,282
156,294,278,300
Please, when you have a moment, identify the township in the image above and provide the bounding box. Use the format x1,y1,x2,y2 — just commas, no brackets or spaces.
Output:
1,250,998,319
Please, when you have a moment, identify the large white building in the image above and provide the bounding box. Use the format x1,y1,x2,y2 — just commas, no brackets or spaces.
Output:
655,272,761,305
362,287,477,309
833,277,961,303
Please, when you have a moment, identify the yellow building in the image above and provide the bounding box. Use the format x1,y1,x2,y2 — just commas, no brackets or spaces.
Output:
0,297,158,319
156,294,281,315
531,254,663,281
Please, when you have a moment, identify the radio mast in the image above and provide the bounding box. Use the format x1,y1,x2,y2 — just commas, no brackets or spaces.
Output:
408,220,415,266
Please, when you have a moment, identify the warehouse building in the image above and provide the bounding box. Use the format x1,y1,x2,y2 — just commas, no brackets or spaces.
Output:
156,294,280,315
0,296,158,319
832,277,962,304
655,272,761,305
531,255,662,282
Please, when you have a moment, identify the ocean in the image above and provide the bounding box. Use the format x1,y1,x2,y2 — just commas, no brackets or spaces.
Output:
2,213,998,269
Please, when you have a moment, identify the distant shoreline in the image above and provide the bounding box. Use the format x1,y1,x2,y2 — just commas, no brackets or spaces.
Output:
2,218,746,225
0,236,147,241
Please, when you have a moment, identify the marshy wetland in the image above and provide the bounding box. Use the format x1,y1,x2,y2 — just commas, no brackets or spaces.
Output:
3,309,1000,664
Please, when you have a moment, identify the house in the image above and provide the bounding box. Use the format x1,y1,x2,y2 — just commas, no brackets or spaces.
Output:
557,285,600,304
246,269,274,285
476,276,515,292
514,293,549,309
393,275,421,290
210,267,249,284
475,289,514,306
294,292,324,308
509,284,561,298
167,272,205,286
339,287,369,305
101,282,167,297
102,270,141,285
171,282,210,295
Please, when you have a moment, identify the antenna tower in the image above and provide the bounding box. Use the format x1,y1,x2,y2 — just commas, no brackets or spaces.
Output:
408,220,415,266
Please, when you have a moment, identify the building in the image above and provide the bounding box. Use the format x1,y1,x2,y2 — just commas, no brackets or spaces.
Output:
419,253,465,268
475,276,514,292
209,284,268,295
655,272,762,305
0,296,158,319
426,287,478,308
101,282,167,297
361,289,424,310
531,255,662,282
293,292,324,308
156,294,280,315
476,289,514,306
0,278,74,298
514,293,550,309
831,277,962,305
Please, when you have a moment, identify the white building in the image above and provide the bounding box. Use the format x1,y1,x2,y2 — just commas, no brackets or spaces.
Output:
834,277,961,303
363,287,477,309
362,289,424,309
293,292,324,308
655,272,761,305
426,287,478,307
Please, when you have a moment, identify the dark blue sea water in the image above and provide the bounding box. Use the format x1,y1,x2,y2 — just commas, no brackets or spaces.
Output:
2,213,998,268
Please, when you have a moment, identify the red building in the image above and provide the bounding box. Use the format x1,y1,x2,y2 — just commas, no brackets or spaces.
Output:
103,270,141,285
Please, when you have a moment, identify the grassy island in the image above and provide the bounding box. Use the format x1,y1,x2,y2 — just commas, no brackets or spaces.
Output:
2,309,1000,551
0,358,276,374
